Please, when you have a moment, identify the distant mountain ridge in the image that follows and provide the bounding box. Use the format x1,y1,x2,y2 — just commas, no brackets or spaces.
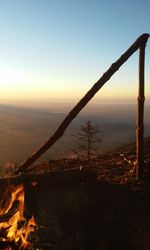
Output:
0,103,150,166
117,137,150,154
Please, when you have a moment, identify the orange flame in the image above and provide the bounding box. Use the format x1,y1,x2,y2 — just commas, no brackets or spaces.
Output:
0,184,36,249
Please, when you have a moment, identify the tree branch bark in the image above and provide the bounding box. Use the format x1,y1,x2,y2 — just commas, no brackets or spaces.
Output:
136,44,146,179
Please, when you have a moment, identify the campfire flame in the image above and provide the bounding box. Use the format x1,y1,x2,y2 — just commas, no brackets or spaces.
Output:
0,184,36,249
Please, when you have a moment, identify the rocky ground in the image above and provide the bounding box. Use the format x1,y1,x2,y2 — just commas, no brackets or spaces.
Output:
1,149,150,250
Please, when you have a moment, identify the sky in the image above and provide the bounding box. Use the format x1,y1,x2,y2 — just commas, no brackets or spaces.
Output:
0,0,149,106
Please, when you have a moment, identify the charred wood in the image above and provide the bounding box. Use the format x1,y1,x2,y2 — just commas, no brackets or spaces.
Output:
0,201,19,223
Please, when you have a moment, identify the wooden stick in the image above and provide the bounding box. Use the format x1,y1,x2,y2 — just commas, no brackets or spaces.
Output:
14,33,149,175
136,44,146,179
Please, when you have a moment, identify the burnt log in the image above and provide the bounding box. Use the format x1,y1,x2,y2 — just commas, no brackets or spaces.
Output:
0,200,19,223
0,207,18,223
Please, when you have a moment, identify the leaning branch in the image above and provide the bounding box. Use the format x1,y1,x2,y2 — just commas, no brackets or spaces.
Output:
14,33,149,175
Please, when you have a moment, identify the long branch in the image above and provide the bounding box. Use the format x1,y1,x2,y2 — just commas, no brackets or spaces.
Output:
14,33,149,175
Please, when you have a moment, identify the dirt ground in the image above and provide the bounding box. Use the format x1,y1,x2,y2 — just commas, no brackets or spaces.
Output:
25,169,150,250
1,154,150,250
21,180,150,250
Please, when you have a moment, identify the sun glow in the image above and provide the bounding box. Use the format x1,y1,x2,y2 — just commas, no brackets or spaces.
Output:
0,69,20,85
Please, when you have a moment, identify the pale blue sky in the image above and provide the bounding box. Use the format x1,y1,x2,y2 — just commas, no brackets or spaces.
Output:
0,0,149,104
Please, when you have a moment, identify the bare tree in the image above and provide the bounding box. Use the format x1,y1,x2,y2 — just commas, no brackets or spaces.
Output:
74,121,102,161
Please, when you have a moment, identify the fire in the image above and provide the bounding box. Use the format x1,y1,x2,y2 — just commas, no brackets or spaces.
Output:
0,184,36,249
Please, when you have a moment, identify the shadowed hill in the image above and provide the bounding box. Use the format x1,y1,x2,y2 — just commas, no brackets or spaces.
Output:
117,137,150,154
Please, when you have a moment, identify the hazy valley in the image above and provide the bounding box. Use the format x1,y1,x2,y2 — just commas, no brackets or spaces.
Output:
0,102,150,167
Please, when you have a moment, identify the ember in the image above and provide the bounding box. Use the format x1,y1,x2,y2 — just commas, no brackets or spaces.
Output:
0,184,36,249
